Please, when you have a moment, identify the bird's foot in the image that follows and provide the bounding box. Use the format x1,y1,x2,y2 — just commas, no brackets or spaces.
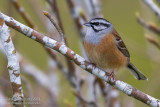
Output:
105,71,115,83
91,62,96,66
90,62,97,69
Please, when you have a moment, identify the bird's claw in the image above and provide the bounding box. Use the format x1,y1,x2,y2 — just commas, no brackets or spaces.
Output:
105,71,115,83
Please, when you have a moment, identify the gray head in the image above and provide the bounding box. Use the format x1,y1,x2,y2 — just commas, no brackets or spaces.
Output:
84,18,112,32
84,18,113,44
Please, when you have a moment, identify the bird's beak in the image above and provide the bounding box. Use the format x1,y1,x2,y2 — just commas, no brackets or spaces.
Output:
83,22,91,27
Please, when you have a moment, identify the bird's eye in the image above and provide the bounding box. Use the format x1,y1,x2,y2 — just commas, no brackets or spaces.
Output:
95,22,99,25
91,22,99,25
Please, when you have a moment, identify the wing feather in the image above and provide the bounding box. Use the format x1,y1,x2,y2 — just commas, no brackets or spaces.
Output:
112,29,130,59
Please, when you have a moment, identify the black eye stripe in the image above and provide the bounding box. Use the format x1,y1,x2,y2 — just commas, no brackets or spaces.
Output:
91,25,99,32
90,22,99,25
103,23,110,27
90,22,110,27
91,25,107,32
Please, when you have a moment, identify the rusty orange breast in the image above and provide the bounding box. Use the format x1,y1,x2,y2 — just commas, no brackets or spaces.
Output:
84,33,128,70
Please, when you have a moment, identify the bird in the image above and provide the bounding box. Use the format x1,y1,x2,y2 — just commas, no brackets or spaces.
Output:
83,18,147,80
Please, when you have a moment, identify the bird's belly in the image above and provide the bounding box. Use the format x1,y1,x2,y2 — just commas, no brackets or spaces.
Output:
84,35,127,70
87,49,108,68
87,47,127,70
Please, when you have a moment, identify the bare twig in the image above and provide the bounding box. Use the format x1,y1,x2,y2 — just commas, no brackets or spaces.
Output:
21,76,34,107
43,11,65,44
44,7,83,106
1,12,160,106
105,84,120,107
136,13,160,35
85,0,102,17
46,0,64,33
27,0,47,27
18,54,57,95
94,78,120,107
94,78,106,98
0,18,24,107
73,90,97,107
20,58,58,107
10,0,35,29
21,76,33,98
66,0,87,39
64,4,90,104
43,9,81,94
45,0,68,78
145,34,160,49
143,0,160,20
43,11,76,79
0,40,58,106
45,48,68,75
89,0,96,17
43,11,78,89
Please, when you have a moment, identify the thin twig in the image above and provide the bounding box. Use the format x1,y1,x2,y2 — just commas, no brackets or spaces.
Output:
66,0,87,39
105,84,120,107
85,0,102,17
43,10,80,91
21,76,34,107
145,34,160,49
43,11,65,44
27,0,47,27
73,90,97,107
21,76,33,98
94,78,107,98
43,11,77,99
44,7,83,106
47,0,64,33
43,11,77,88
19,54,58,107
136,13,160,35
89,0,96,17
143,0,160,20
10,0,35,29
1,12,160,106
45,48,68,75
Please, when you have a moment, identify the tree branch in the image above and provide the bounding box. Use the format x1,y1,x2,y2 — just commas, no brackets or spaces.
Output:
66,0,87,39
136,13,160,35
43,11,65,44
143,0,160,20
19,56,58,107
73,90,97,107
44,5,85,106
85,0,102,17
0,18,24,107
10,0,35,29
145,34,160,49
0,12,160,107
46,0,65,33
0,39,58,106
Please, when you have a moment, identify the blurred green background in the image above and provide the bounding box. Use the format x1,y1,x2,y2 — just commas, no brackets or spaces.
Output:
0,0,160,107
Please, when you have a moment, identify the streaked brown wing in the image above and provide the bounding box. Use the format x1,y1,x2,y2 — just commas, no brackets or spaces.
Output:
112,29,130,59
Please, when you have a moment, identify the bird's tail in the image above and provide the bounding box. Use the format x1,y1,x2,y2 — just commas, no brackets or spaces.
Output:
127,62,148,80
